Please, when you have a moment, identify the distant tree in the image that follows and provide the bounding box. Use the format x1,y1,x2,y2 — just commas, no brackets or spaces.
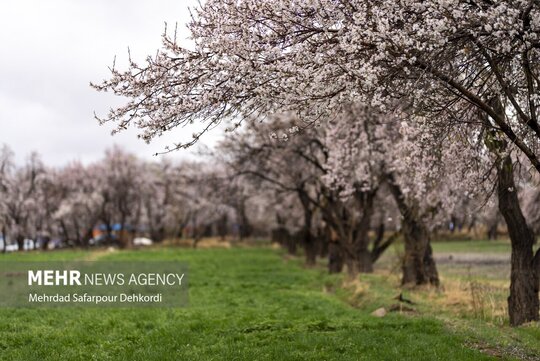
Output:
54,161,103,247
33,169,62,250
0,145,15,253
99,147,144,247
139,159,176,243
216,118,328,266
2,152,45,251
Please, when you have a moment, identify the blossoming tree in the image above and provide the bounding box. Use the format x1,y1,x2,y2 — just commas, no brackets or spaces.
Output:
93,0,540,325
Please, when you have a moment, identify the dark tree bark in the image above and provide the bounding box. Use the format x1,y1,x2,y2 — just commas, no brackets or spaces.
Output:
352,189,376,273
175,214,191,239
298,190,317,266
237,202,253,240
467,215,477,233
271,226,296,255
325,203,356,276
192,234,202,248
41,236,51,251
271,227,288,246
486,211,499,240
324,190,377,276
401,226,439,286
328,240,344,274
371,226,399,263
82,227,93,248
73,217,83,246
216,213,229,241
497,156,539,326
104,223,114,246
483,96,540,326
487,222,498,240
286,237,297,255
295,228,317,266
1,225,6,253
59,220,71,245
450,215,457,233
190,213,203,248
316,225,329,258
320,188,389,276
150,227,166,243
16,234,24,252
118,213,133,249
387,174,439,286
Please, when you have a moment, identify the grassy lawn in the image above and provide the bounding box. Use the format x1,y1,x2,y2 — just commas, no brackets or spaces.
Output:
0,244,538,360
431,239,513,253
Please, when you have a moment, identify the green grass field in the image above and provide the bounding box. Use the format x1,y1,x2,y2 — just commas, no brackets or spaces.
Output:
0,243,539,360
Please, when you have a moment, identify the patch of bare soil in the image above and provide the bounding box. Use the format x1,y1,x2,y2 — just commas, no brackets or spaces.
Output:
83,247,117,261
465,340,540,361
435,253,510,266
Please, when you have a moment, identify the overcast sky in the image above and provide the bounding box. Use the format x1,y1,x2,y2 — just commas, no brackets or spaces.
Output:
0,0,223,167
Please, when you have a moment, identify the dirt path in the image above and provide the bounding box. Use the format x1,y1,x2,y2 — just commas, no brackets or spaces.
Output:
434,252,510,266
82,247,118,261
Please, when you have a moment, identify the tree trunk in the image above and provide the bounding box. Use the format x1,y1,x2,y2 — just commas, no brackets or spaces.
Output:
487,223,498,240
119,213,132,249
387,174,439,286
192,234,202,248
402,239,438,286
17,235,24,252
83,227,93,248
356,249,373,273
1,226,6,253
298,190,317,266
345,257,359,278
286,235,297,255
271,227,288,246
332,227,358,277
320,186,384,276
104,223,114,246
237,202,253,240
317,225,329,258
497,156,539,326
328,240,344,273
59,220,70,245
400,223,439,286
482,95,540,326
371,225,399,263
150,227,166,243
217,215,228,241
301,229,317,266
41,236,51,251
326,207,357,276
72,218,82,246
352,189,376,273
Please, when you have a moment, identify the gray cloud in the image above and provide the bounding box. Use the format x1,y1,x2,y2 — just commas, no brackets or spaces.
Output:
0,0,221,167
